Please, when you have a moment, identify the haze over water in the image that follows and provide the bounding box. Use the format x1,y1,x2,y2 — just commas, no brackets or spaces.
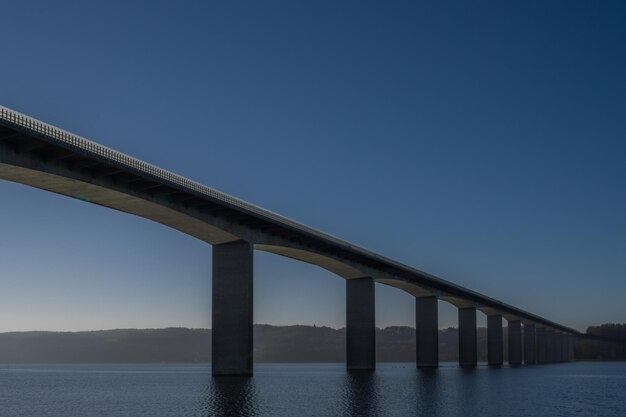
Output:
1,362,624,417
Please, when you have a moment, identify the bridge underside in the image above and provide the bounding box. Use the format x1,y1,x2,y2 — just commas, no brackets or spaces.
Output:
0,137,445,299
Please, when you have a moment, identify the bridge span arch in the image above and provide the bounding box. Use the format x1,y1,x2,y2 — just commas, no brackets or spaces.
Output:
0,106,579,375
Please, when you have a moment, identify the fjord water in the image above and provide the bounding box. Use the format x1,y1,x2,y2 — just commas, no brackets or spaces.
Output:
1,362,624,416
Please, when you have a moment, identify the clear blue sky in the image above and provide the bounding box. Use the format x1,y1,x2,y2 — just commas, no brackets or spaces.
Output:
0,1,624,332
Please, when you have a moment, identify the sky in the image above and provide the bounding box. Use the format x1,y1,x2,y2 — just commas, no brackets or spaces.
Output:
0,1,624,333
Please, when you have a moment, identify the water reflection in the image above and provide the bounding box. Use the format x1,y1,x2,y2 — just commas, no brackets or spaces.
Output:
342,370,380,417
415,368,441,416
447,366,486,417
188,363,622,417
0,363,622,417
203,376,258,417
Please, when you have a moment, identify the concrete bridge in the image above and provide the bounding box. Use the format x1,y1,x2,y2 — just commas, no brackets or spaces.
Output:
0,106,579,375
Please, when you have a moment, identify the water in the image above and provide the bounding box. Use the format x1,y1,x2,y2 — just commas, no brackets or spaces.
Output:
0,362,624,416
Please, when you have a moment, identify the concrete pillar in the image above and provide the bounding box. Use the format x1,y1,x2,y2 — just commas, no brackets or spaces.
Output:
508,320,522,365
458,307,477,367
487,315,503,366
553,331,559,362
212,240,254,376
523,324,536,364
536,327,548,363
562,333,567,362
415,296,438,367
553,332,560,362
552,330,559,363
546,329,555,363
553,333,559,362
568,334,576,362
346,277,376,370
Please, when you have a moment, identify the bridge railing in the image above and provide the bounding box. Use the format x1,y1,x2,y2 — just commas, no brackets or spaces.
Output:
0,106,354,246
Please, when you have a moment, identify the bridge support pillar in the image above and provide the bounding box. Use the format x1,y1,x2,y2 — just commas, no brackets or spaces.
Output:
508,320,522,365
487,314,503,366
212,240,254,376
459,307,477,367
536,327,547,363
347,277,376,370
415,296,439,367
569,335,576,361
523,324,536,364
559,333,566,362
564,334,571,362
546,329,556,363
565,334,571,361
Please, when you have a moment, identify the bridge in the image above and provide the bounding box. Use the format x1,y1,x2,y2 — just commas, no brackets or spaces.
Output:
0,105,579,375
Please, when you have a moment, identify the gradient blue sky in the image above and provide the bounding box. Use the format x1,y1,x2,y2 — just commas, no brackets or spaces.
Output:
0,1,624,332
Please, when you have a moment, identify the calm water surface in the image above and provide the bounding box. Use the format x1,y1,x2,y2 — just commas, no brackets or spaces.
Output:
1,362,624,416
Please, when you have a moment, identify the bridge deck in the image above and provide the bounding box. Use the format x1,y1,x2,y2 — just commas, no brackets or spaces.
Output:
0,105,578,335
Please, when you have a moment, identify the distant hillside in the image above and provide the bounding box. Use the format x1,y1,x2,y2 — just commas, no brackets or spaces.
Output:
0,325,501,364
577,323,626,360
0,328,210,364
0,324,621,364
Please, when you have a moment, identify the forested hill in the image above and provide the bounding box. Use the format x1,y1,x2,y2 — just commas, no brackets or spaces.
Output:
0,326,477,363
0,324,623,363
577,323,626,360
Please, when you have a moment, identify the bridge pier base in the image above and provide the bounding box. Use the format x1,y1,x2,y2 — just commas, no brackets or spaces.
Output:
508,320,522,365
415,296,439,367
459,307,477,367
487,314,503,366
523,324,536,364
212,240,254,376
347,277,376,370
